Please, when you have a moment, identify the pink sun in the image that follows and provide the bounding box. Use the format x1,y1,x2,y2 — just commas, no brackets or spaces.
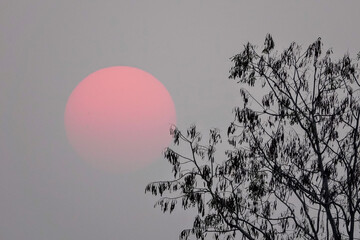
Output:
64,66,176,172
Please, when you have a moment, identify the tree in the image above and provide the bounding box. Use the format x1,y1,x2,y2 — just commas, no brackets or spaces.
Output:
145,34,360,240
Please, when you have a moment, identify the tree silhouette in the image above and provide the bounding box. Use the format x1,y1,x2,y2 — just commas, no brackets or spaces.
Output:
145,34,360,240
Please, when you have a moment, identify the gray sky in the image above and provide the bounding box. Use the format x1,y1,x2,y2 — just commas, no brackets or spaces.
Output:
1,1,360,239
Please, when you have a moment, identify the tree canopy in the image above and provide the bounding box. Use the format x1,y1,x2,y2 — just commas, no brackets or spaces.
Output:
145,34,360,240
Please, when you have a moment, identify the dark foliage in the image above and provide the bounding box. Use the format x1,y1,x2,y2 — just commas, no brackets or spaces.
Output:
145,34,360,240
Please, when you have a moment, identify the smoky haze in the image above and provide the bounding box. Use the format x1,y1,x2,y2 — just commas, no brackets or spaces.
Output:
1,0,360,239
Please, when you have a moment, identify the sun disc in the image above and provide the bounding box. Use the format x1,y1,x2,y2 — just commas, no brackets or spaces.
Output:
64,66,176,172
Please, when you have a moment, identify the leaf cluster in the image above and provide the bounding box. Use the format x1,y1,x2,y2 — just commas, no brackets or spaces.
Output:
146,35,360,240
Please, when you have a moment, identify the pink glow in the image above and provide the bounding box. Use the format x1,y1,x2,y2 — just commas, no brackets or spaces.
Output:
64,66,176,172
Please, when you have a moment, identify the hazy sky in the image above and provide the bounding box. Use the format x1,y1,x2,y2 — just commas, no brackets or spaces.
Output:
1,1,360,239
